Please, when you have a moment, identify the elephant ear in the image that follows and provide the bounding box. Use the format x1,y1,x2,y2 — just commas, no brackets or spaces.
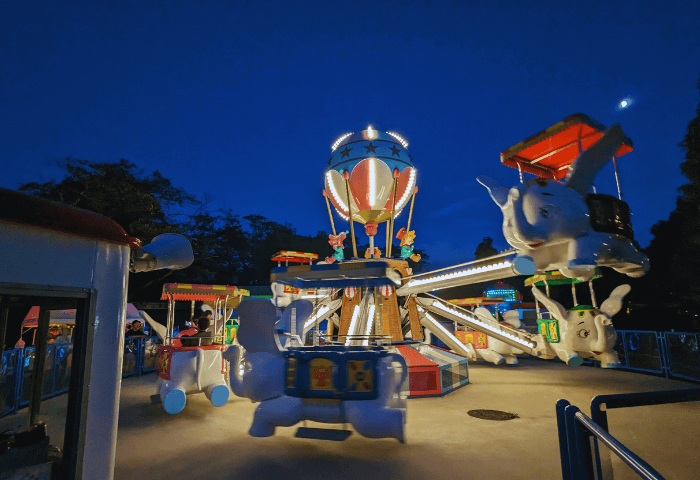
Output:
276,299,314,345
565,124,627,195
600,284,631,318
236,299,281,355
473,307,498,325
532,285,568,322
477,176,509,208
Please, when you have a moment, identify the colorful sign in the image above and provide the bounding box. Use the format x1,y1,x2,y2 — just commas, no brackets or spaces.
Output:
455,330,488,349
286,358,297,389
158,348,171,380
309,358,334,391
347,360,373,392
538,318,561,343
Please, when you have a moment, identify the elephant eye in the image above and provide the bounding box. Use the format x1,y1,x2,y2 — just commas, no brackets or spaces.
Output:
578,311,586,317
577,329,590,338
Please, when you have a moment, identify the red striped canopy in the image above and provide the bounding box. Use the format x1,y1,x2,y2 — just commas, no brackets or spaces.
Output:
500,114,633,180
160,284,249,301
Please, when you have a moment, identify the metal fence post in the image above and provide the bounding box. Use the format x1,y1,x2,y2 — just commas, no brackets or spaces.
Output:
564,405,587,480
621,331,630,368
556,399,573,480
137,337,144,376
14,348,24,414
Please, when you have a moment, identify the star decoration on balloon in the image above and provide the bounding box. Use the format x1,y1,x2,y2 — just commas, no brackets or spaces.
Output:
364,142,377,154
390,145,401,157
341,146,352,158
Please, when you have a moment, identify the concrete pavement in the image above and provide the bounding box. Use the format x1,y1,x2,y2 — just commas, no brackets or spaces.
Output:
113,359,700,480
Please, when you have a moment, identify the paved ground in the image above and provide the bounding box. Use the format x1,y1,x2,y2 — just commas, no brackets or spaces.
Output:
111,359,700,480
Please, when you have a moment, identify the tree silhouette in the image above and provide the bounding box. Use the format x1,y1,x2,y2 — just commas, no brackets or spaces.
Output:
474,236,498,260
641,72,700,319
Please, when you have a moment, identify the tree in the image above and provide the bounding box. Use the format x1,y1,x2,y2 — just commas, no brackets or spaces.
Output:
474,236,498,260
19,158,197,241
642,73,700,318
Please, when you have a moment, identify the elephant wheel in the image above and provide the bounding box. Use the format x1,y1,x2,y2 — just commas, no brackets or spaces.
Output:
210,385,230,407
163,389,187,414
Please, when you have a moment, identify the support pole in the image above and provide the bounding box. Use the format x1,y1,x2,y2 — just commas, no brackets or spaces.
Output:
387,172,399,258
589,280,598,309
0,307,8,359
406,186,418,232
385,220,391,258
29,307,51,426
323,190,337,236
344,174,358,258
571,282,578,306
612,156,622,200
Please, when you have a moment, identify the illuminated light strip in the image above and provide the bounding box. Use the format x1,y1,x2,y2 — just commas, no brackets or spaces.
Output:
345,305,361,346
326,171,349,214
301,295,326,299
362,305,376,346
417,308,459,341
369,158,376,207
386,132,408,148
430,301,534,349
404,261,512,289
394,168,416,212
367,126,376,139
332,132,353,151
304,305,332,329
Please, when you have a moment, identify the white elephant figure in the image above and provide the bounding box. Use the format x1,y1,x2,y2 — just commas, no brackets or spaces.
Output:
458,309,525,365
141,310,230,414
224,299,408,442
477,124,649,281
155,346,230,414
531,284,630,368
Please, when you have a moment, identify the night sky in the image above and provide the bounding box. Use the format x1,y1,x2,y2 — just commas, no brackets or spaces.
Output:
3,1,700,269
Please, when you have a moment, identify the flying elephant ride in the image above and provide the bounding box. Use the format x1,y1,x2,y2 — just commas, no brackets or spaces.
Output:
227,260,409,442
141,283,248,414
477,113,649,282
525,270,627,368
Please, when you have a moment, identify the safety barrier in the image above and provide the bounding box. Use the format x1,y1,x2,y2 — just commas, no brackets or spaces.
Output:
0,337,160,419
557,388,700,479
611,330,700,381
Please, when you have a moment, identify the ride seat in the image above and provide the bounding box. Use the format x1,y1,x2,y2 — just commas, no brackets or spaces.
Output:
180,336,214,347
585,193,634,240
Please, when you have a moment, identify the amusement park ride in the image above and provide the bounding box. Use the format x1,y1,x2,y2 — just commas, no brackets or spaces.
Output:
225,115,649,441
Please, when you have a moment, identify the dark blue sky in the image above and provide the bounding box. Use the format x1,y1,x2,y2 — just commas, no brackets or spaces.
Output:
2,1,700,268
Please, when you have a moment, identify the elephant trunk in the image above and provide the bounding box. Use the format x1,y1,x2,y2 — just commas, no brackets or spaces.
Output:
590,315,614,353
224,345,246,398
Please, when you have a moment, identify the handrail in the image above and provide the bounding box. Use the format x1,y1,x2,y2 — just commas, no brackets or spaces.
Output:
591,388,700,431
573,410,665,480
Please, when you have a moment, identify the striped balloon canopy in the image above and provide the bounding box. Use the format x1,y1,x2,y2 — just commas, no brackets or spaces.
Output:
325,127,417,225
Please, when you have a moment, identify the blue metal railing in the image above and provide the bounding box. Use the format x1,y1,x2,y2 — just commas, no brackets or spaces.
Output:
558,388,700,479
0,336,160,419
557,399,666,480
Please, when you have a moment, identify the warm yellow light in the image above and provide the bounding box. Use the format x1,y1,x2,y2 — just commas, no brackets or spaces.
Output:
369,158,376,207
367,126,376,139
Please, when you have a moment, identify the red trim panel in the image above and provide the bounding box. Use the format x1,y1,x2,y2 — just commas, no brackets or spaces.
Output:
0,187,140,248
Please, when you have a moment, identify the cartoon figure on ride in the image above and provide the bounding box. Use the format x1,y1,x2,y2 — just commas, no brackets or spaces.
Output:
144,283,248,414
477,114,649,281
224,298,409,442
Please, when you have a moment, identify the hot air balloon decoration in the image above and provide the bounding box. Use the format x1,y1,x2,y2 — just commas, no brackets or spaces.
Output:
323,126,418,258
